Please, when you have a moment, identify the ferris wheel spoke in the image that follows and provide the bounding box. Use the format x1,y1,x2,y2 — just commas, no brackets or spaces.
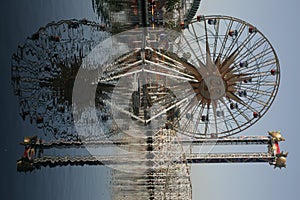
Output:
250,81,277,87
191,23,205,59
236,97,260,114
176,96,199,122
232,69,273,80
203,18,213,67
212,19,220,61
236,107,251,122
234,36,266,64
182,101,203,135
168,82,195,95
153,57,185,71
241,57,276,75
192,104,205,136
142,69,197,82
145,60,195,80
226,91,243,104
243,95,268,107
146,98,186,124
217,100,231,134
219,48,239,74
182,34,206,70
239,86,272,96
211,100,219,135
240,63,276,77
222,35,256,72
242,71,272,79
223,23,247,60
234,34,257,61
245,48,274,67
154,51,186,71
246,40,271,63
220,99,241,130
221,31,251,73
181,61,203,81
218,19,234,60
227,92,257,115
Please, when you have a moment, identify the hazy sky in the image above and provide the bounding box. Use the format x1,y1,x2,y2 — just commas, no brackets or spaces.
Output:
0,0,299,200
192,1,300,200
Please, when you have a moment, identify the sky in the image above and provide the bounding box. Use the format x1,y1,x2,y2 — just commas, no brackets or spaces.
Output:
0,0,299,200
192,1,300,200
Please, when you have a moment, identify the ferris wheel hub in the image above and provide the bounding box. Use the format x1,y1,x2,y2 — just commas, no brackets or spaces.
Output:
199,75,226,100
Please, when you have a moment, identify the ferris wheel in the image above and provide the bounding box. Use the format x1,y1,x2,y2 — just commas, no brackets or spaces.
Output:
11,19,110,140
171,15,280,138
93,15,280,140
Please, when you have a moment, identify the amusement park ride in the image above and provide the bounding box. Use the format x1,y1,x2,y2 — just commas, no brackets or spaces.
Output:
12,0,287,199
